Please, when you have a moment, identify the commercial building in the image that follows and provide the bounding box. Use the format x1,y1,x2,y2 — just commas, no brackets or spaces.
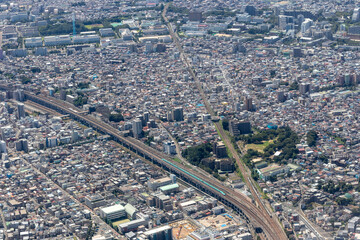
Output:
99,28,115,37
188,12,202,21
159,183,179,195
73,35,100,44
229,121,251,136
100,204,126,221
117,219,147,233
25,37,43,48
172,107,184,121
163,141,176,155
44,35,72,46
0,140,7,153
144,225,173,240
17,103,25,119
301,19,313,33
85,194,106,209
257,164,290,180
132,119,143,138
299,83,311,95
148,177,172,191
213,141,227,158
293,47,302,58
124,203,137,220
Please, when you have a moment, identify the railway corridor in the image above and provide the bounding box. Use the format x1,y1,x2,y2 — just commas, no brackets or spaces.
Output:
162,3,288,240
21,91,287,240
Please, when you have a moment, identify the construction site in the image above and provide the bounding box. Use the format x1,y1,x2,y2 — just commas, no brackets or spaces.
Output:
198,214,240,231
170,219,198,240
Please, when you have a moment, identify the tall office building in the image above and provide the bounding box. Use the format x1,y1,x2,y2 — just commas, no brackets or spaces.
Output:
229,121,251,136
0,128,5,141
60,89,67,100
277,91,286,102
244,98,253,111
352,8,360,22
299,83,311,95
13,89,24,101
15,139,28,152
132,119,143,138
145,41,153,53
232,44,246,54
163,141,176,155
156,44,166,52
293,47,302,58
144,112,149,124
301,19,313,33
137,115,146,126
71,130,79,142
172,107,184,121
0,140,7,153
17,103,25,119
213,141,227,158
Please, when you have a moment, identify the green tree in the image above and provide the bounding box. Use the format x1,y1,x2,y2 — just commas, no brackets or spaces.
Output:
74,96,88,107
306,130,318,147
109,113,124,122
222,118,229,130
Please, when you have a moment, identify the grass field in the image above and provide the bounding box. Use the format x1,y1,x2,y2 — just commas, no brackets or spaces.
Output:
111,22,122,27
85,24,104,29
245,140,272,153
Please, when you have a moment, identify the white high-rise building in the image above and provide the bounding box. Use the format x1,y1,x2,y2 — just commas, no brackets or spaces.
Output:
0,140,7,153
301,19,313,33
132,119,143,138
352,8,360,22
17,103,25,119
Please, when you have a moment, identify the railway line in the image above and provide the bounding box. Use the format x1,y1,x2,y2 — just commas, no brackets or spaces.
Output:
161,4,287,240
20,91,287,240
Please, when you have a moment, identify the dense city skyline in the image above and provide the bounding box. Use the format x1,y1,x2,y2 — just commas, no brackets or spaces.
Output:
0,0,359,240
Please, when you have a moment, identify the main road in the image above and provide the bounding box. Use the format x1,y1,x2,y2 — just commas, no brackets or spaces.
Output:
161,3,288,240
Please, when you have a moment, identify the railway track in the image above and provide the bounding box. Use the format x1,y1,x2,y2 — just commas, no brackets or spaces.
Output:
22,92,286,240
161,4,287,239
25,100,64,116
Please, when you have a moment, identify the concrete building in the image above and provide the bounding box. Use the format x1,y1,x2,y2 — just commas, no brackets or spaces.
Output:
163,141,176,155
213,141,227,158
73,35,100,44
144,225,173,240
132,119,143,138
85,194,106,209
25,37,43,48
118,219,147,233
99,28,115,37
172,107,184,121
189,12,202,21
244,97,253,111
17,103,25,119
148,177,172,191
100,204,126,221
0,140,7,153
301,19,313,33
229,121,251,136
299,83,311,95
44,35,72,46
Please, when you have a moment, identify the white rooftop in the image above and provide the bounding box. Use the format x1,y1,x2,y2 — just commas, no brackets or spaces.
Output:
101,204,124,214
